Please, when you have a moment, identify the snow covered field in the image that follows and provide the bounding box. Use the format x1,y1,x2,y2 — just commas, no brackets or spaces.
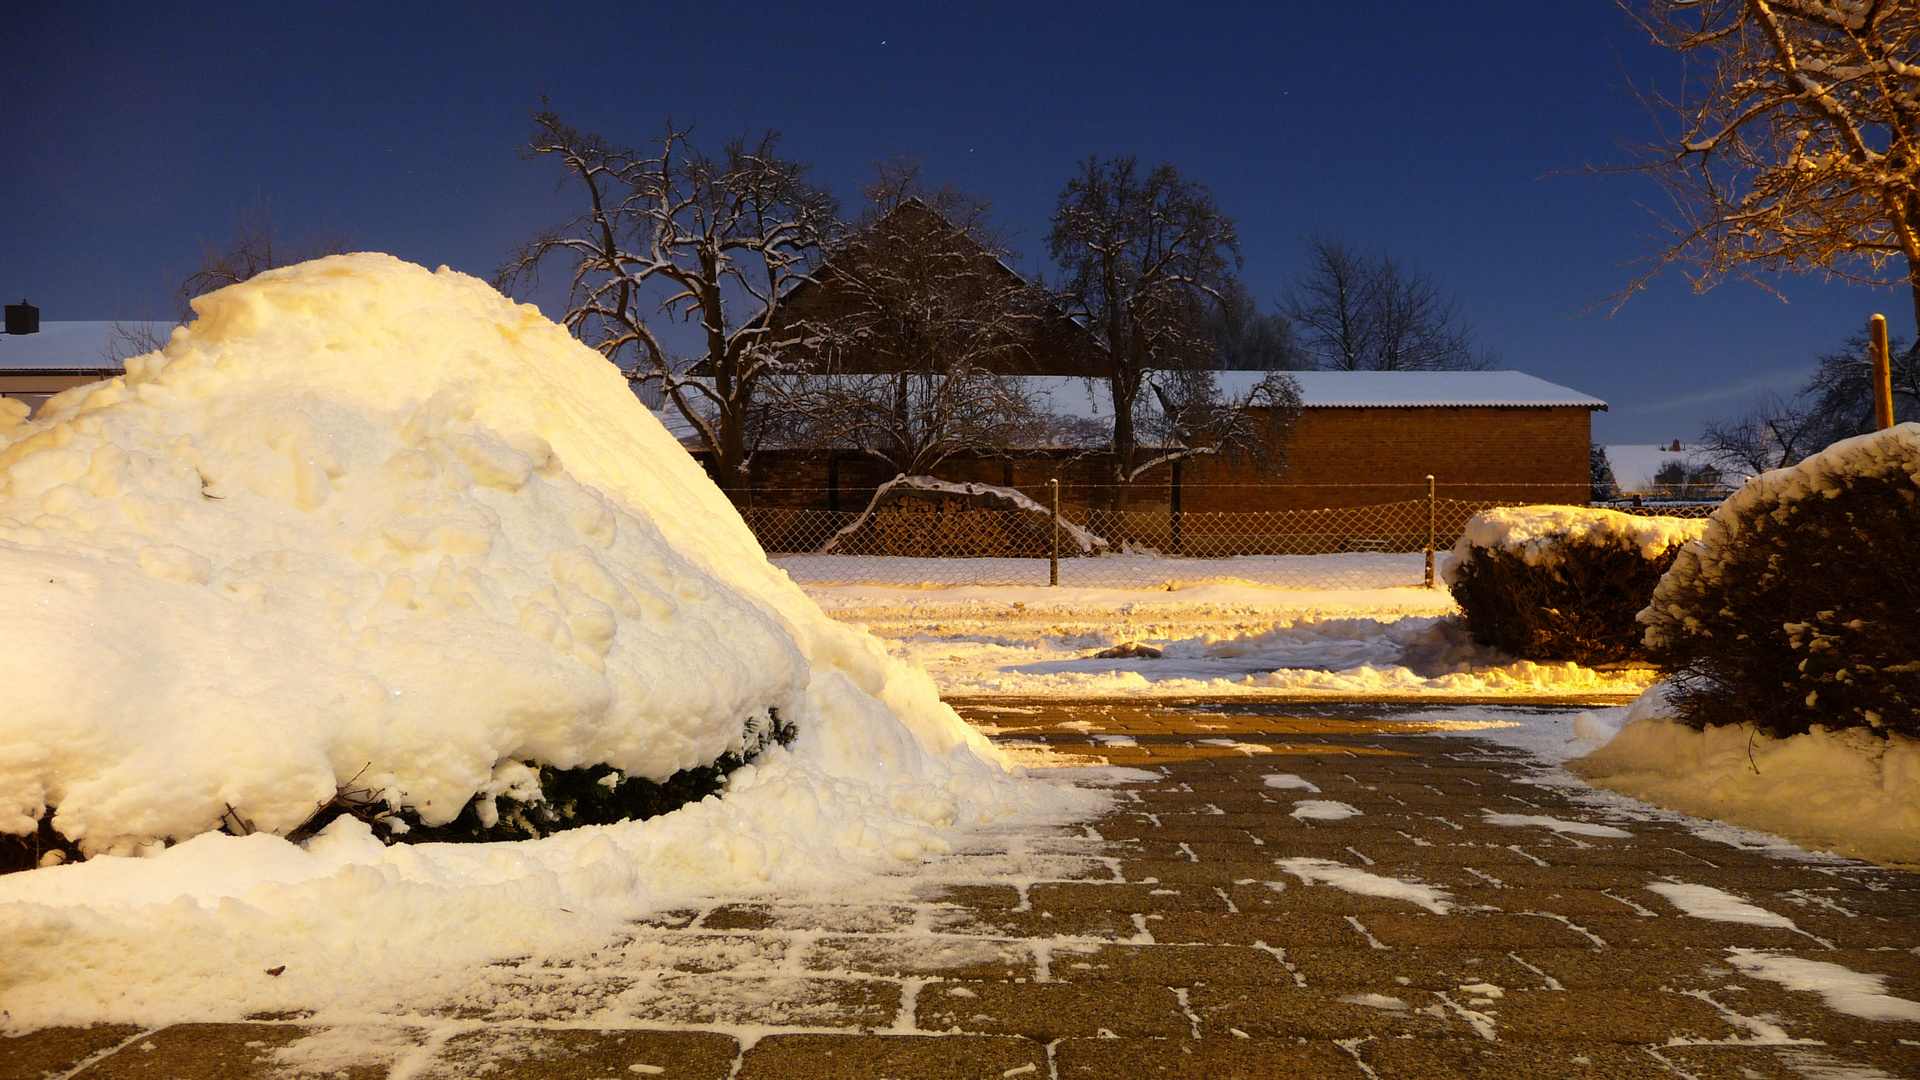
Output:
808,581,1661,700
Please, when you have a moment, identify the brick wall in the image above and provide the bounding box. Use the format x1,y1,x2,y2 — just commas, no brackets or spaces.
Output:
702,405,1593,513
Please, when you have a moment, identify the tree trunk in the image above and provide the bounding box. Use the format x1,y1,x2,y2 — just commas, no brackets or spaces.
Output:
716,404,749,506
1908,254,1920,342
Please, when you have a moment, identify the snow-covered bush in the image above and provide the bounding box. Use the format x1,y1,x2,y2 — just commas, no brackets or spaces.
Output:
1643,424,1920,738
0,254,1003,867
1444,506,1704,664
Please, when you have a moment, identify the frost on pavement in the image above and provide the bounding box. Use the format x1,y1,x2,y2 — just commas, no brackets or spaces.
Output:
0,253,1009,856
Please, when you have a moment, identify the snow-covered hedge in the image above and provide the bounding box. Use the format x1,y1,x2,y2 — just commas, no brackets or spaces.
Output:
0,254,1007,868
1643,424,1920,738
1444,505,1705,664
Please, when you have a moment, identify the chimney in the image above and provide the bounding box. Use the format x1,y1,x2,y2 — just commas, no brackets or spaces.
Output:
4,300,38,335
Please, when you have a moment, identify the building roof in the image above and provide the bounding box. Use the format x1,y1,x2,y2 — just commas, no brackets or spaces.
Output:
1019,370,1606,420
0,321,174,374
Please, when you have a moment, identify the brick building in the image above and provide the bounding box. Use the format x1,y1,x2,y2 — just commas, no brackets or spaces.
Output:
702,370,1605,517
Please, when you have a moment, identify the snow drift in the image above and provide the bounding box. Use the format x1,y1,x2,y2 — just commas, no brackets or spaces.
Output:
1442,504,1703,583
0,253,1002,857
1571,690,1920,867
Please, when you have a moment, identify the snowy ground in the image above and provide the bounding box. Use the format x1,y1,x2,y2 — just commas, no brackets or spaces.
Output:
806,581,1660,700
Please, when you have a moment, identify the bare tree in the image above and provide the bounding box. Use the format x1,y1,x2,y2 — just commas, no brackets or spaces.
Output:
1803,329,1920,436
1143,369,1304,481
1283,235,1489,370
1697,391,1827,474
497,109,837,500
1207,279,1306,370
1047,156,1245,511
755,162,1052,480
1622,1,1920,329
108,204,350,362
760,369,1039,479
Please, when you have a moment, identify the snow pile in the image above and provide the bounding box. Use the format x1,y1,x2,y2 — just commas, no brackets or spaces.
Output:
0,255,1107,1028
821,475,1108,555
0,253,1010,855
1570,690,1920,866
1442,504,1703,585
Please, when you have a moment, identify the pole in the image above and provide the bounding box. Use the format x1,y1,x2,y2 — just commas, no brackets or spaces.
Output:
1871,314,1896,431
1049,477,1060,587
1424,474,1436,590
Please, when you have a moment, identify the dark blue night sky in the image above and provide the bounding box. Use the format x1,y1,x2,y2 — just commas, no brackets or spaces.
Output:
2,2,1901,441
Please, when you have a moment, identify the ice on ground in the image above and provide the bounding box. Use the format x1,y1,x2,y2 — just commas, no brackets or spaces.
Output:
1569,689,1920,867
1277,857,1452,913
1725,949,1920,1022
1338,992,1408,1010
1263,773,1321,792
1291,800,1362,821
1646,882,1799,928
1480,812,1631,838
0,255,1100,1032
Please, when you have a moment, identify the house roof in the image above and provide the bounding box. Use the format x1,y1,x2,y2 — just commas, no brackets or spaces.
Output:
0,321,173,374
1020,370,1607,419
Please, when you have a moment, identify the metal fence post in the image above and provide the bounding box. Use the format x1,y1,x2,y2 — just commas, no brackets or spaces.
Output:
1424,474,1436,589
1049,478,1060,586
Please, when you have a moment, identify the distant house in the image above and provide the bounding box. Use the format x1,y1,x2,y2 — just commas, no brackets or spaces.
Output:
765,198,1105,377
0,315,172,415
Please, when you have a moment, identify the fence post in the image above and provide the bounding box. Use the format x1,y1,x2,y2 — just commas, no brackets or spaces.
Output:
1872,314,1896,430
1049,477,1060,587
1424,474,1436,589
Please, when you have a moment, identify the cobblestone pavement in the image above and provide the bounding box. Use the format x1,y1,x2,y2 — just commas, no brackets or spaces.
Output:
8,701,1919,1079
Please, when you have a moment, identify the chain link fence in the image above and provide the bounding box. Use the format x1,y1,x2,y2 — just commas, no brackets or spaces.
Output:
739,484,1713,590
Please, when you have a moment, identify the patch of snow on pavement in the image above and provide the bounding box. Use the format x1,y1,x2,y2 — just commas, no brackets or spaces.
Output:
1481,813,1631,838
1291,800,1363,822
1646,882,1798,928
1263,773,1321,792
1277,857,1452,914
1725,949,1920,1022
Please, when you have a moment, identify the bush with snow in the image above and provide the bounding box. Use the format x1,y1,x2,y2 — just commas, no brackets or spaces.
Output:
1443,505,1703,664
0,254,1005,867
1643,423,1920,738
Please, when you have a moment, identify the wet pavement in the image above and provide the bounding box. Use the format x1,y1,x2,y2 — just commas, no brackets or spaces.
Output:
8,700,1919,1079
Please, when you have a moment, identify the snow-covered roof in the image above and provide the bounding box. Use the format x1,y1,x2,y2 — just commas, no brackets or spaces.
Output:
1021,370,1605,420
0,321,173,372
1278,370,1604,410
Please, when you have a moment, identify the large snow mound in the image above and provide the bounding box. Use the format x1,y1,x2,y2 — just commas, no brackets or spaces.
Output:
0,253,1001,855
1442,505,1704,585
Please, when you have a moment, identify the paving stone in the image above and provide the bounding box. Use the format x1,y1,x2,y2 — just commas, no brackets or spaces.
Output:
0,1025,142,1080
804,935,1034,981
736,1034,1044,1080
625,976,900,1029
1052,1036,1354,1078
425,1029,738,1079
1354,1036,1680,1078
914,981,1191,1039
69,1024,374,1080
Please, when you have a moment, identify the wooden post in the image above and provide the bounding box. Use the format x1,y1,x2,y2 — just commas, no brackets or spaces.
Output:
1169,460,1184,555
1424,474,1437,589
1871,314,1896,430
1049,478,1060,587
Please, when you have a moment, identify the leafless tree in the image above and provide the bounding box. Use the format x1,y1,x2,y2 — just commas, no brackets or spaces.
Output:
1621,1,1920,329
497,109,837,500
1697,391,1826,473
1803,328,1920,434
1142,368,1304,481
1283,235,1489,370
108,205,349,362
1206,279,1306,370
755,162,1051,478
1047,156,1247,511
759,369,1040,479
